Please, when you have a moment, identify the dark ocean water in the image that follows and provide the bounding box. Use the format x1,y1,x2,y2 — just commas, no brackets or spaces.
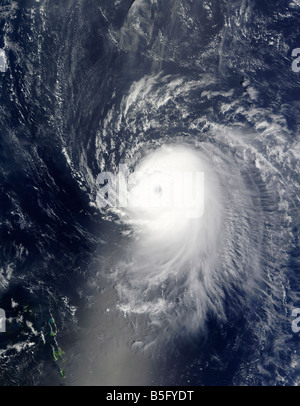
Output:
0,0,299,386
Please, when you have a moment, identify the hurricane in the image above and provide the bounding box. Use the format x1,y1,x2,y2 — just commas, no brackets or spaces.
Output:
101,135,263,350
0,0,299,386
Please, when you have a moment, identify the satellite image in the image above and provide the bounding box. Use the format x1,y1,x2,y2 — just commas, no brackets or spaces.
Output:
0,0,299,386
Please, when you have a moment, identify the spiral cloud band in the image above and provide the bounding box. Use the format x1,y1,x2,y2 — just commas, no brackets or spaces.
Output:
100,139,265,349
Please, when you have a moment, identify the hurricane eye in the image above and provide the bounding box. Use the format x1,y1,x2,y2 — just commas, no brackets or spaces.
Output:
154,185,162,196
